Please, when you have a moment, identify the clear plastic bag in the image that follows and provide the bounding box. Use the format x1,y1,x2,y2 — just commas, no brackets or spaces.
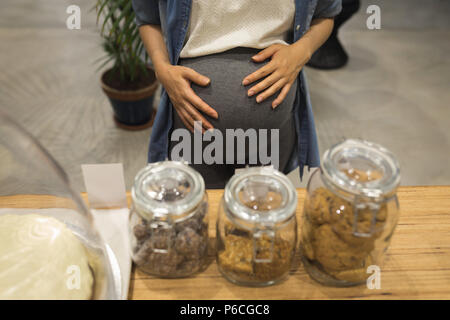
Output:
0,109,119,299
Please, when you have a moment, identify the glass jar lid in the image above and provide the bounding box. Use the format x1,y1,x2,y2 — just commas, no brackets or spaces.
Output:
224,167,297,228
132,161,205,219
321,139,401,200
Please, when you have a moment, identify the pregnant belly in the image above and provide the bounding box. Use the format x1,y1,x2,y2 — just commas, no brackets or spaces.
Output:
178,47,297,132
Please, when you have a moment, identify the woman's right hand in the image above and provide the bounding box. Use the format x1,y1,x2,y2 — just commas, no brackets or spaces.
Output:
156,64,218,133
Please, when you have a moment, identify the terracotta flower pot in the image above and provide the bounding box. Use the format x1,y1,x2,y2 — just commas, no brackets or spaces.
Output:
101,67,158,130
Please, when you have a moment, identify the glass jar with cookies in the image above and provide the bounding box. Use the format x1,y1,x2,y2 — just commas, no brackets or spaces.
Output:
300,139,401,287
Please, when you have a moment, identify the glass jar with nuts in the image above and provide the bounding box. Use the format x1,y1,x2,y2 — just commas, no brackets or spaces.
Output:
129,161,209,278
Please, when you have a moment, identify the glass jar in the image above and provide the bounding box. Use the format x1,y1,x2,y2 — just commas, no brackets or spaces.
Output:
0,109,119,300
300,139,401,287
129,161,209,278
217,167,298,286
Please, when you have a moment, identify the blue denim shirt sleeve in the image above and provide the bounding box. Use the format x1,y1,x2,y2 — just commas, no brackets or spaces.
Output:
314,0,342,19
132,0,160,26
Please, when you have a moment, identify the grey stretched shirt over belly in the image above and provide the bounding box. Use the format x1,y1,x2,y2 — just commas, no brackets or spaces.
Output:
169,47,297,188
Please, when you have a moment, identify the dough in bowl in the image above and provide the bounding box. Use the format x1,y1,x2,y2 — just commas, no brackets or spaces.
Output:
0,214,94,299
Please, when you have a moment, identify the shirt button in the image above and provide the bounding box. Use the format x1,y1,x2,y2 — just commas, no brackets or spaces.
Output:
296,24,300,31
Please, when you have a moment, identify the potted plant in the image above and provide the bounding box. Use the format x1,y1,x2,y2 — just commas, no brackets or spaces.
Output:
96,0,158,130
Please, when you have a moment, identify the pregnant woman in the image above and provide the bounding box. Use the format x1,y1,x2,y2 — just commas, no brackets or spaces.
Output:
132,0,342,188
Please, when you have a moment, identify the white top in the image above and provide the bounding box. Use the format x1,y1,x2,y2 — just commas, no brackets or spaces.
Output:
180,0,296,58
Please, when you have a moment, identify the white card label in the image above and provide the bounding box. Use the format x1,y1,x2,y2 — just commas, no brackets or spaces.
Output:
81,163,127,208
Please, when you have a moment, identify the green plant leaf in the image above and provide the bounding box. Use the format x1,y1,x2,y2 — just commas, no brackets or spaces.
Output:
95,0,148,85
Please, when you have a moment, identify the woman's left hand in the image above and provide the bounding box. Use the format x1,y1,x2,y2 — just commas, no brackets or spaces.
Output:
242,43,311,109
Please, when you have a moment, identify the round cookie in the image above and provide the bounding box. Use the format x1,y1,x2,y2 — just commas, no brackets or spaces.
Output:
329,255,374,283
304,188,334,225
329,196,387,247
312,224,370,271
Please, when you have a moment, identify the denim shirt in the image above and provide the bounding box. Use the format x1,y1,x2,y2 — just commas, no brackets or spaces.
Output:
132,0,342,178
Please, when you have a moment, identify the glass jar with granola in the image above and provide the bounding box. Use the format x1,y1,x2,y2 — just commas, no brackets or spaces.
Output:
217,167,298,286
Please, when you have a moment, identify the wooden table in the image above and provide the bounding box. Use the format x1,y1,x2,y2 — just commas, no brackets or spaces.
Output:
2,186,450,299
